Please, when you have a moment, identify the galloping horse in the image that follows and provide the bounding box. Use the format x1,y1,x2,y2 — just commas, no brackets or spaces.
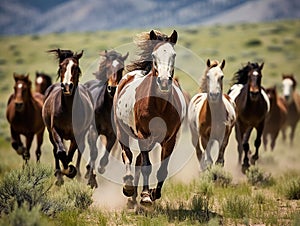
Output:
281,74,300,145
35,72,52,95
263,86,287,151
43,49,95,186
228,62,270,172
114,30,186,206
188,59,236,170
84,50,128,188
6,73,45,163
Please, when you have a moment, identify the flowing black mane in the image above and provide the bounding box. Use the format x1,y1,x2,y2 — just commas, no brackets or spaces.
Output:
231,62,261,85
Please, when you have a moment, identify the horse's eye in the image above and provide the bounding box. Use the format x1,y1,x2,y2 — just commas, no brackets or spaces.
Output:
220,75,224,80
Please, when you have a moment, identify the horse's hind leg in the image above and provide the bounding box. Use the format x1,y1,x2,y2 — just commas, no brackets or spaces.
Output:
191,129,203,170
98,132,116,174
270,130,279,151
235,123,244,164
250,124,263,165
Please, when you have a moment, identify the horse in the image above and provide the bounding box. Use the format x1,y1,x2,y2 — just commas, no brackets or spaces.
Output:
84,49,128,188
228,62,270,172
281,74,300,145
42,49,95,186
188,59,236,171
35,72,52,95
263,86,287,151
114,30,186,207
6,73,45,163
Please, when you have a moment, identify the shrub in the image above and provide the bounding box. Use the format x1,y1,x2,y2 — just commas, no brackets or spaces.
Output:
246,166,274,187
245,39,262,47
277,175,300,200
222,194,252,219
203,164,232,187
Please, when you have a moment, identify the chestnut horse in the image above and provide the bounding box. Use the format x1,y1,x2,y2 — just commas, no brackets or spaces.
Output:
43,49,95,186
263,86,287,151
281,74,300,145
228,62,270,172
84,50,128,188
114,30,186,206
35,72,52,95
188,59,236,170
6,73,45,163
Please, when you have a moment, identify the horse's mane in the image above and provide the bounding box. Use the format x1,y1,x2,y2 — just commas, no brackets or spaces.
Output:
94,50,124,80
231,62,261,86
126,30,171,74
199,60,219,93
283,74,297,89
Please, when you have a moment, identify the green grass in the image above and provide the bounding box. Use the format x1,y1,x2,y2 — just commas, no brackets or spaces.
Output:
0,20,300,225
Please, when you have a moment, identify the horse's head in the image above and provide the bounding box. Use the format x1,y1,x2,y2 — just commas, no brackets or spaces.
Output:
247,62,264,101
13,73,32,111
35,72,52,95
206,59,225,102
96,50,128,97
282,74,296,103
150,30,177,92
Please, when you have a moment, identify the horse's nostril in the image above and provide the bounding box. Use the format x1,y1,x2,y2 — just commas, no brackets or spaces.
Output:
157,77,161,84
69,83,73,90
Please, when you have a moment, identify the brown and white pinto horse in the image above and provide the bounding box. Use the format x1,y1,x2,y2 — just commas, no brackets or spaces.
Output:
114,30,186,206
281,74,300,145
35,72,52,95
263,86,287,151
188,59,236,170
84,50,128,188
43,49,95,186
6,73,45,163
228,62,270,172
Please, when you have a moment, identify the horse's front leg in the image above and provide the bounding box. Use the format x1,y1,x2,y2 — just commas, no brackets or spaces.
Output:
85,126,98,188
242,127,253,173
49,133,64,186
121,143,134,197
35,128,45,162
234,122,243,164
24,133,34,163
10,127,25,155
150,135,176,203
98,132,116,174
61,139,78,179
251,123,264,164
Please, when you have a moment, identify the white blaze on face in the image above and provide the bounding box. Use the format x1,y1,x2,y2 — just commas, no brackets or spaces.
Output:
207,66,223,97
36,76,43,84
152,43,175,81
63,60,74,84
17,83,23,89
282,78,293,97
112,60,119,68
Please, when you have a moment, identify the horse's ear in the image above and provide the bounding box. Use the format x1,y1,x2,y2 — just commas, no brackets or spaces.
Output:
206,59,211,68
75,50,84,60
169,30,177,44
25,73,29,80
99,50,107,57
122,52,129,61
13,72,18,81
220,59,225,70
259,62,264,70
149,30,157,40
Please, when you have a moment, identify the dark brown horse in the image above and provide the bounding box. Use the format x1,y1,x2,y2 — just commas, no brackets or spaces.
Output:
43,49,95,186
281,74,300,145
263,86,287,151
6,73,45,163
188,59,236,170
84,50,128,188
114,30,186,207
35,72,52,95
228,62,270,172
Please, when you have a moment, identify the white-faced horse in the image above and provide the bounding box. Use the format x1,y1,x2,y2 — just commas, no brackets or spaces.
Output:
188,59,236,170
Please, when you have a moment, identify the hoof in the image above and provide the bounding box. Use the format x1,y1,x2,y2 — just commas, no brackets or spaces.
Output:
65,165,77,178
250,156,258,165
123,175,134,197
140,192,152,206
88,174,98,189
16,146,26,155
127,198,137,209
150,188,161,201
55,178,64,186
98,166,105,174
241,163,250,174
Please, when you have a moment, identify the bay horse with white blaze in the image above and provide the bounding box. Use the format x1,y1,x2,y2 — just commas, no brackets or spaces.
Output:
281,74,300,145
43,49,95,186
188,59,236,170
228,62,270,172
114,30,186,206
84,50,128,188
263,86,287,151
6,73,45,163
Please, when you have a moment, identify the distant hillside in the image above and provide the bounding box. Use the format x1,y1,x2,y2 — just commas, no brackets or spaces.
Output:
0,0,299,35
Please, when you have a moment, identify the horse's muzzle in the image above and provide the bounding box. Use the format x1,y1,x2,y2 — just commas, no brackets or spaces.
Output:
61,83,74,95
250,91,259,101
15,102,24,111
107,86,116,97
209,92,221,102
157,77,172,92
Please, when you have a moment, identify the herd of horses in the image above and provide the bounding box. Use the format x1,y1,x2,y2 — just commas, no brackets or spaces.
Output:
6,30,300,207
